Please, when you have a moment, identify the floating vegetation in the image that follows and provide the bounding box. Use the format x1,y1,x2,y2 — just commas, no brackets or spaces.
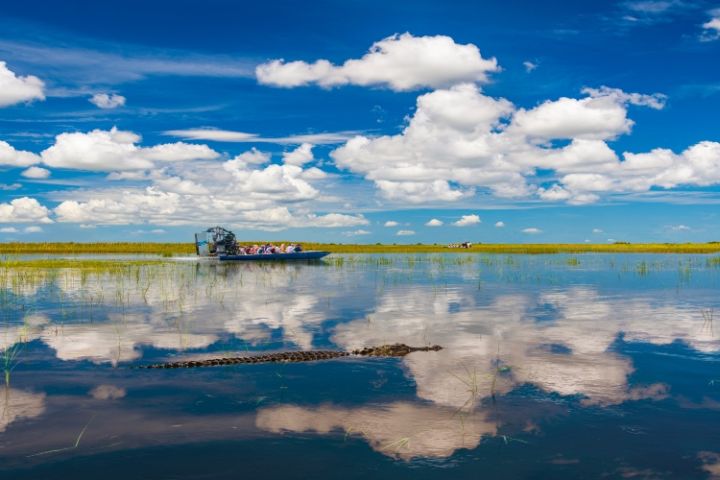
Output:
27,414,95,457
566,257,580,266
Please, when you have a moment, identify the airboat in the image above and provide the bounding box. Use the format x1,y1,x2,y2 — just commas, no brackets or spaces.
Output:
194,226,330,261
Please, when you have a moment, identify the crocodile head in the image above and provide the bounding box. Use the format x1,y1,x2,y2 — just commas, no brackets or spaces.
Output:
355,343,443,357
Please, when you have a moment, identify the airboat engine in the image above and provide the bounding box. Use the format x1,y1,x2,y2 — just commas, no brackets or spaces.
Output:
195,226,239,256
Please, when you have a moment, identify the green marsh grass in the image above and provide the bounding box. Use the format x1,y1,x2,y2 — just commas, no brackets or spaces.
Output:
4,241,720,255
0,242,193,255
0,258,167,269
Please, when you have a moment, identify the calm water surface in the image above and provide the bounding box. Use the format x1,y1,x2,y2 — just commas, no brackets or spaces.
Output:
1,254,719,479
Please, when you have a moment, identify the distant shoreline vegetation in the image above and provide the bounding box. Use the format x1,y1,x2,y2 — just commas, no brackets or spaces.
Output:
1,242,720,255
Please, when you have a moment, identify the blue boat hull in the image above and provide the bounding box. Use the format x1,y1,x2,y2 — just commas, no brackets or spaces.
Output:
218,251,330,261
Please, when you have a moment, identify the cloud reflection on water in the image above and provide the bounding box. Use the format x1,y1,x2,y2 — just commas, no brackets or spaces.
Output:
0,257,718,464
256,402,496,459
331,286,697,407
0,388,45,433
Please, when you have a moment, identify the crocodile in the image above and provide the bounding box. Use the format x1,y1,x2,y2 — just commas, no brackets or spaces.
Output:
138,343,442,369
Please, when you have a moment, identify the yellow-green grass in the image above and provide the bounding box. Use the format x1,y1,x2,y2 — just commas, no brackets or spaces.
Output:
2,241,720,255
0,242,194,255
0,258,169,269
302,242,720,254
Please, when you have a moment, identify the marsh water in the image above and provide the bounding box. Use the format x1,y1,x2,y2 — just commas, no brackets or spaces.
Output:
1,253,719,479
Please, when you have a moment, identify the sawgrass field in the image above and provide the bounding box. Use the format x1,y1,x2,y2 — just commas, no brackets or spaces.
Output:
2,241,720,255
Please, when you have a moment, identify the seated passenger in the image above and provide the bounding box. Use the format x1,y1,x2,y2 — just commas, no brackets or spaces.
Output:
286,244,295,253
294,243,303,252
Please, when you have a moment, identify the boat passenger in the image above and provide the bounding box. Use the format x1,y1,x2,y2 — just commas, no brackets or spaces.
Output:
294,243,303,252
286,244,295,253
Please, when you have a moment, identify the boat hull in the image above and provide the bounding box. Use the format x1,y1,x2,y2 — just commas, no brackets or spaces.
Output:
218,251,330,261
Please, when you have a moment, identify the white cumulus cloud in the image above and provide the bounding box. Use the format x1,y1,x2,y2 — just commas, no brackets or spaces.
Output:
282,143,314,165
52,186,367,230
426,218,443,227
701,16,720,41
0,140,40,167
342,229,371,236
21,166,50,179
305,213,369,228
256,33,499,91
0,197,52,223
42,136,350,229
41,127,219,171
384,220,399,227
89,93,126,109
670,224,691,231
511,86,665,141
396,229,415,236
495,221,505,228
522,227,542,234
331,78,717,205
0,61,45,107
224,147,271,170
523,60,538,72
453,214,481,227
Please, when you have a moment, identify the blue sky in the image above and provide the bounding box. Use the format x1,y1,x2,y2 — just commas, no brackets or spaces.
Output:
1,0,719,243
